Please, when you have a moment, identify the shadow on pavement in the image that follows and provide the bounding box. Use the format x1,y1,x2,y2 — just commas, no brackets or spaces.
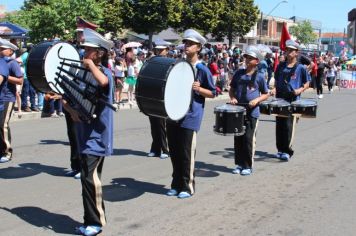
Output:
39,139,69,145
209,147,234,159
195,161,232,177
103,178,166,202
254,151,282,162
0,206,80,235
113,149,147,157
0,163,68,179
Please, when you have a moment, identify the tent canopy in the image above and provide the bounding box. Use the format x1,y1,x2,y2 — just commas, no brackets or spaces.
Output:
0,21,29,39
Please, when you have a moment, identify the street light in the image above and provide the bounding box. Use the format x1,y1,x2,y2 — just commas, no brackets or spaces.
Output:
259,0,288,43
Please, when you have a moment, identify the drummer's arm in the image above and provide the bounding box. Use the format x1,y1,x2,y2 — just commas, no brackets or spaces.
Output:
294,81,310,95
0,75,3,85
195,83,214,98
83,59,108,87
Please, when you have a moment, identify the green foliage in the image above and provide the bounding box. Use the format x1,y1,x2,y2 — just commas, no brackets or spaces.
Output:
100,0,123,34
6,0,104,43
121,0,184,48
289,21,317,45
213,0,259,46
121,0,184,34
175,0,225,35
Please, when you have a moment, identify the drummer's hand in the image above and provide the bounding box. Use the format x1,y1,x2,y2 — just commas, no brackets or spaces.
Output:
269,88,276,96
230,98,238,105
294,88,303,96
82,58,95,69
249,98,259,107
192,81,201,92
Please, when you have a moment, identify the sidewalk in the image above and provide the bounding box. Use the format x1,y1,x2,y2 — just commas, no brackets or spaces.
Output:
10,92,231,122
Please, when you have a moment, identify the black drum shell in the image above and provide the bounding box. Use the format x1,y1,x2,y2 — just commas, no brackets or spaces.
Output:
27,41,55,93
214,107,246,136
259,101,271,115
291,104,317,118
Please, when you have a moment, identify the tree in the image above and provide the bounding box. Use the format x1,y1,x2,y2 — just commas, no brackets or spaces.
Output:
121,0,184,49
174,0,225,36
99,0,123,35
212,0,259,47
289,21,317,46
9,0,104,43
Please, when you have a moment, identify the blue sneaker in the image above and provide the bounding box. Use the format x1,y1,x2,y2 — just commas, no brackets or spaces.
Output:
279,153,290,161
275,152,283,158
0,156,11,163
240,168,253,176
232,166,242,174
84,226,102,236
166,189,178,196
177,191,192,199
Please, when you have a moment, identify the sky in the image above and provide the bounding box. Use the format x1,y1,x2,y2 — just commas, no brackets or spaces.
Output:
2,0,355,32
254,0,355,32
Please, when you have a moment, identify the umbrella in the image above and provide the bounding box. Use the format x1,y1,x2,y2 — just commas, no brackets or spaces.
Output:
122,42,142,50
256,44,273,54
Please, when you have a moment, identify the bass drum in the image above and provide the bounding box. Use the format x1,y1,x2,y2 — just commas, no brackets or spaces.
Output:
27,41,80,94
136,57,195,121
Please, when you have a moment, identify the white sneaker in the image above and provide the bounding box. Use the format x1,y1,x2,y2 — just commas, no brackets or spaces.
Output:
0,156,10,163
318,94,323,99
74,172,81,179
160,153,169,159
330,88,333,92
147,152,156,157
232,166,242,174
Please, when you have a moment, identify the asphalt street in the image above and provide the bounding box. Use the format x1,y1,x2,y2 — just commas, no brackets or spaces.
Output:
1,88,356,236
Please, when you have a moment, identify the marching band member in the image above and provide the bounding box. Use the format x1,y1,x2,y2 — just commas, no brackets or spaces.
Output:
229,45,269,175
146,40,170,159
271,39,310,161
166,29,216,199
63,28,114,236
0,39,19,163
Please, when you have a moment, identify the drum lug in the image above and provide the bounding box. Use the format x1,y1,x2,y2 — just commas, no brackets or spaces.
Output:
220,113,223,117
219,127,223,132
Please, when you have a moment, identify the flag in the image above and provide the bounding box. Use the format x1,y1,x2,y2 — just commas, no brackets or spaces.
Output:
280,22,291,51
273,51,279,72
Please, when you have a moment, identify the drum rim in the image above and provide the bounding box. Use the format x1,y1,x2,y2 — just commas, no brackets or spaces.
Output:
214,104,246,113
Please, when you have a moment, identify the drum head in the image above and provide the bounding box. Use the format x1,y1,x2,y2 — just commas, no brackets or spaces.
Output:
270,98,290,107
214,104,246,113
291,99,317,107
44,42,80,94
164,61,194,121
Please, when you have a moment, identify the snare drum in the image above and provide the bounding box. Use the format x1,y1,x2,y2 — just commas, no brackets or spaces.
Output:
291,99,317,118
270,98,291,117
136,57,195,121
27,41,80,94
213,104,246,136
259,100,272,115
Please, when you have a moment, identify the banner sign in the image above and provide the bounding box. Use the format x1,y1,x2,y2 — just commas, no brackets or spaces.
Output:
339,70,356,89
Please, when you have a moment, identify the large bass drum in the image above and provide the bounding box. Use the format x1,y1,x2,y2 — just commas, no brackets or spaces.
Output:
27,41,80,94
136,57,195,121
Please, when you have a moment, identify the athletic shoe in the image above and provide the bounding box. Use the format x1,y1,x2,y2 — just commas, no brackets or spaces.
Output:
65,170,78,177
160,153,169,159
240,168,253,176
318,94,323,99
0,156,10,163
279,153,290,161
166,189,178,196
75,225,102,236
147,152,156,157
275,152,283,158
74,172,81,179
232,166,242,174
177,191,192,199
